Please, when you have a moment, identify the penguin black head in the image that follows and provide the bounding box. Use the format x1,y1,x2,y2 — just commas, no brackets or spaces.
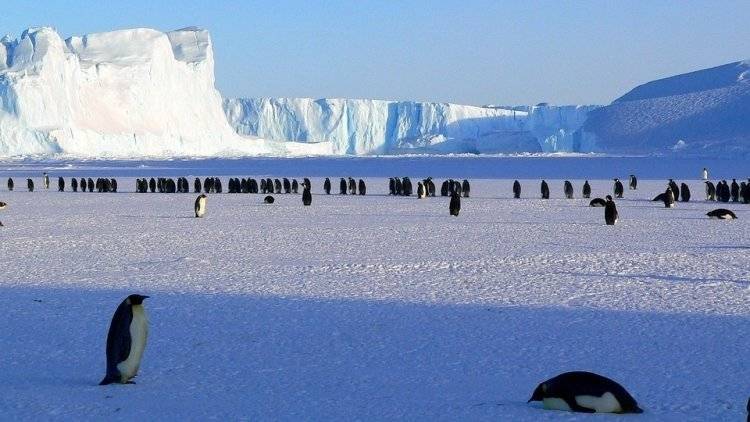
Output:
126,294,149,305
528,383,545,402
605,195,613,201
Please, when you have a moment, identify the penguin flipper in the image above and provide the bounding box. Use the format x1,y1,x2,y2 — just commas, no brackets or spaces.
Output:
566,396,595,413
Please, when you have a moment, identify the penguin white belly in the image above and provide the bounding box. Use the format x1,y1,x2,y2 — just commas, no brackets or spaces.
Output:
196,197,206,217
543,398,571,411
117,305,148,381
575,392,622,413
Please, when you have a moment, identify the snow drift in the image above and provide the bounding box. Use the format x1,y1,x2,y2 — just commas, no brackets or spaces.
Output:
0,27,331,158
224,98,597,155
582,60,750,155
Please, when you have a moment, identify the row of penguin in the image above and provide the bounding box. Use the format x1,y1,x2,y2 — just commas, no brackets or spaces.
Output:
1,172,742,223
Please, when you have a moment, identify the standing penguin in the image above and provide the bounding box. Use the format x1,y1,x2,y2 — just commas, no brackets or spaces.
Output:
702,167,708,180
339,178,347,195
7,178,13,191
43,172,50,189
528,371,642,414
358,179,366,196
194,178,202,193
604,195,618,225
441,180,449,196
705,181,716,201
628,175,637,190
680,183,691,202
71,178,78,192
81,178,87,193
417,182,427,199
513,180,521,199
540,180,550,199
582,181,591,198
613,179,624,198
194,194,207,218
388,178,395,195
302,186,312,206
58,177,65,192
668,179,679,201
664,188,675,208
348,177,357,195
449,191,461,216
99,294,149,385
292,179,299,194
731,179,740,202
27,179,34,192
564,181,574,199
462,180,470,198
324,178,331,195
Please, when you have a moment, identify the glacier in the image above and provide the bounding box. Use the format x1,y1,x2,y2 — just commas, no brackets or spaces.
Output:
223,98,598,155
0,27,331,158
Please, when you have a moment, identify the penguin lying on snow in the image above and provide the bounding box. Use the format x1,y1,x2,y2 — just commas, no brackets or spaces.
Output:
0,201,6,210
528,371,643,414
100,294,149,385
706,209,737,220
589,198,606,207
264,195,275,204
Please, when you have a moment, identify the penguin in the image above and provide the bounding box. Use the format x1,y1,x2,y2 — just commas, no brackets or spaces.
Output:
58,177,65,192
388,178,395,195
0,201,7,209
214,178,222,193
664,188,675,208
702,167,708,180
303,178,311,191
27,179,34,192
194,194,207,218
706,209,737,220
81,178,87,193
71,177,78,192
394,177,403,196
652,193,667,202
528,371,642,414
358,179,366,196
628,174,637,190
7,178,13,191
589,198,606,207
540,180,549,199
513,180,521,199
348,177,357,195
402,177,413,196
99,294,149,385
705,181,716,201
668,179,679,201
731,179,740,202
427,178,436,197
203,177,212,194
613,178,624,198
417,182,426,199
264,195,275,204
323,178,331,195
43,172,49,189
746,396,749,422
292,179,299,194
563,181,574,199
283,178,291,194
582,180,591,199
302,186,312,206
453,180,462,197
194,178,202,193
340,178,347,195
449,191,461,216
604,195,618,225
462,180,470,198
680,183,691,202
441,180,449,197
743,182,750,204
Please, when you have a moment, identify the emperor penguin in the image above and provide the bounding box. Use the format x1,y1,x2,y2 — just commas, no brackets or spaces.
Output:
706,208,737,219
668,179,679,201
27,179,34,192
528,371,642,414
449,191,461,216
513,180,521,199
462,180,470,198
43,172,49,189
563,181,574,199
87,177,94,192
427,178,436,197
417,181,426,199
348,177,357,195
358,179,366,195
99,294,149,385
388,178,395,195
705,181,716,201
731,179,740,202
324,178,331,195
303,178,311,191
628,174,637,190
664,188,675,208
680,183,691,202
0,201,7,210
264,195,275,204
7,178,13,191
582,181,591,198
340,178,347,195
441,180,449,197
194,194,207,218
604,195,618,225
702,167,708,180
613,179,624,198
283,178,291,194
81,178,87,193
292,179,299,194
394,177,403,196
589,198,606,207
71,177,78,192
302,186,312,206
58,177,65,192
540,180,550,199
194,178,202,193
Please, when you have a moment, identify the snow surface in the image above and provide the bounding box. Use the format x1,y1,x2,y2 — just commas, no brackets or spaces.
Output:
0,27,331,158
583,60,750,155
0,157,748,420
224,98,597,155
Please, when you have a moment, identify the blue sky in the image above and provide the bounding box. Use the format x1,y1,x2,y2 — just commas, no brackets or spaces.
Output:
2,1,749,105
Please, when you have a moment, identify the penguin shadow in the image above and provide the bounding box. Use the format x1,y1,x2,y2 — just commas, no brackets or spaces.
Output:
117,215,194,219
554,270,748,286
693,245,750,250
